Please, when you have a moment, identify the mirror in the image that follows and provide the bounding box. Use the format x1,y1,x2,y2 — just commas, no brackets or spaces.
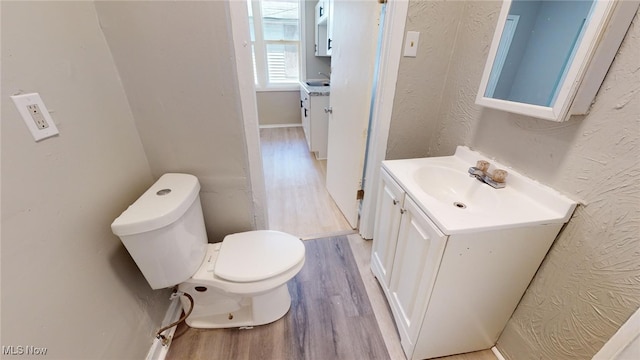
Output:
485,0,594,107
476,0,634,122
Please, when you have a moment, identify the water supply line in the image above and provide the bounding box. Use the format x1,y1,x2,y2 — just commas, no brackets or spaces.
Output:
156,291,194,346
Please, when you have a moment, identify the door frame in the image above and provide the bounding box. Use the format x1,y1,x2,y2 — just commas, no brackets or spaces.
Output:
230,0,408,236
359,0,409,239
228,0,268,230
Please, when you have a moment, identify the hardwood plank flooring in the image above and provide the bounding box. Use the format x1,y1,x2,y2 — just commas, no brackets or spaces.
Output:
260,127,352,239
166,236,389,360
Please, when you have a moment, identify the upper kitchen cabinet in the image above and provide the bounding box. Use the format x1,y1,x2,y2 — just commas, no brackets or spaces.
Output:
476,0,639,122
316,0,327,23
314,0,332,57
326,0,333,56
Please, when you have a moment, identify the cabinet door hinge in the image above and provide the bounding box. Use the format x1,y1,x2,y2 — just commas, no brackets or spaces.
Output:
356,189,365,200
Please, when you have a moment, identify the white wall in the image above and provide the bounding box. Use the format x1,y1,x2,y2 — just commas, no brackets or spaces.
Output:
388,1,640,359
1,2,168,358
257,91,302,126
94,1,257,242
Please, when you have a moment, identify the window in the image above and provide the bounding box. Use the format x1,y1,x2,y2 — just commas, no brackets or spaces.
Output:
247,0,301,90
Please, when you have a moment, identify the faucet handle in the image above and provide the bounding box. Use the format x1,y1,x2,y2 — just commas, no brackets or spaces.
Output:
491,169,508,183
476,160,490,173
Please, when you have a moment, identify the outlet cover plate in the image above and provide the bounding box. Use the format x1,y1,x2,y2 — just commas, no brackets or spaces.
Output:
11,93,59,141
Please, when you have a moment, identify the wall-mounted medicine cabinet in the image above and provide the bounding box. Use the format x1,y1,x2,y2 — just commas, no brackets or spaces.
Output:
476,0,639,122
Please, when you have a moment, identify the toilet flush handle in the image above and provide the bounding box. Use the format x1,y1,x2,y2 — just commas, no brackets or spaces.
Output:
324,107,333,114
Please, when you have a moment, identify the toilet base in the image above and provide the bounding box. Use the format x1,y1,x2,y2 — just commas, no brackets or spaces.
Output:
179,283,292,329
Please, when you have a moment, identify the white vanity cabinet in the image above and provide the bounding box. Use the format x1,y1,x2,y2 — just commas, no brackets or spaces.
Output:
371,169,405,287
371,152,575,360
388,195,447,355
299,86,329,160
372,169,448,358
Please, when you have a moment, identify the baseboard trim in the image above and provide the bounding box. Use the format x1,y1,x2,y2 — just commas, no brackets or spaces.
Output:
491,346,506,360
259,124,302,129
146,298,183,360
593,306,640,359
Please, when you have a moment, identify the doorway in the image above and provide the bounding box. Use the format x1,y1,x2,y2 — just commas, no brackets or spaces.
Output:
229,0,406,240
260,126,352,239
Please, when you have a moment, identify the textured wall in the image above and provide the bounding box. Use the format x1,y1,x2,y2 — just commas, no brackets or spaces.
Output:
483,11,640,360
386,0,467,160
95,1,256,242
390,1,640,358
1,2,168,358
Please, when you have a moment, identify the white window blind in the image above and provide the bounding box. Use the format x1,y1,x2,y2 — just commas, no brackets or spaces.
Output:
248,0,301,89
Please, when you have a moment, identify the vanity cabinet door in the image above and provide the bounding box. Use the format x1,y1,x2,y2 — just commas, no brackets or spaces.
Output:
371,169,405,289
388,196,447,358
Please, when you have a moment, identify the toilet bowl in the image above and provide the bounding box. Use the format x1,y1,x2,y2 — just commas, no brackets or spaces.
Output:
111,173,305,329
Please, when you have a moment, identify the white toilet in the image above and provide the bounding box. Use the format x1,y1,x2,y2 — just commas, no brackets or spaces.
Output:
111,173,305,329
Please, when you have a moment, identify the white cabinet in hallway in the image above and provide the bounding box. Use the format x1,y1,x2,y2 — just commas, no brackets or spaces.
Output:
299,84,329,160
314,0,330,57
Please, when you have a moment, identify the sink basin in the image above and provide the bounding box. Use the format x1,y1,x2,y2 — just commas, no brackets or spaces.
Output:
381,146,576,234
305,80,330,86
412,165,499,211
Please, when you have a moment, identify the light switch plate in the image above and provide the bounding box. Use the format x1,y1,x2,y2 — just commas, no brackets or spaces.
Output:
11,93,59,141
403,31,420,57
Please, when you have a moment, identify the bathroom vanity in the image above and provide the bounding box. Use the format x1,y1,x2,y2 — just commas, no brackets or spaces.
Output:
371,146,576,359
299,81,330,159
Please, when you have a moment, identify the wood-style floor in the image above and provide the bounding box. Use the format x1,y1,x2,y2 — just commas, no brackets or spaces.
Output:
166,236,389,360
260,127,352,239
166,234,497,360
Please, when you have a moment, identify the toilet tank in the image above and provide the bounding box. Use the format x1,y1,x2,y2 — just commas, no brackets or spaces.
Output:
111,173,208,289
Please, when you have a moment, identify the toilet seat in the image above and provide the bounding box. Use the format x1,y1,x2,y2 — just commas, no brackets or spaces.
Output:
184,231,305,295
215,230,305,282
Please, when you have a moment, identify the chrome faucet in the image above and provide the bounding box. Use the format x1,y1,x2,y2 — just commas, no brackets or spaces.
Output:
468,160,508,189
318,72,331,80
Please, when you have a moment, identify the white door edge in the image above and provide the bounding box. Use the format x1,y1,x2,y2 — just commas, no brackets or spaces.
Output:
359,0,409,240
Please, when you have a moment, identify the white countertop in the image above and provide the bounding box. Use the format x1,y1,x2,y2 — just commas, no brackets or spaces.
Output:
300,80,330,96
382,146,576,234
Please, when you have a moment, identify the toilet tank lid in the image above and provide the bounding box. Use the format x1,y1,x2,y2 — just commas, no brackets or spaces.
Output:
111,173,201,236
